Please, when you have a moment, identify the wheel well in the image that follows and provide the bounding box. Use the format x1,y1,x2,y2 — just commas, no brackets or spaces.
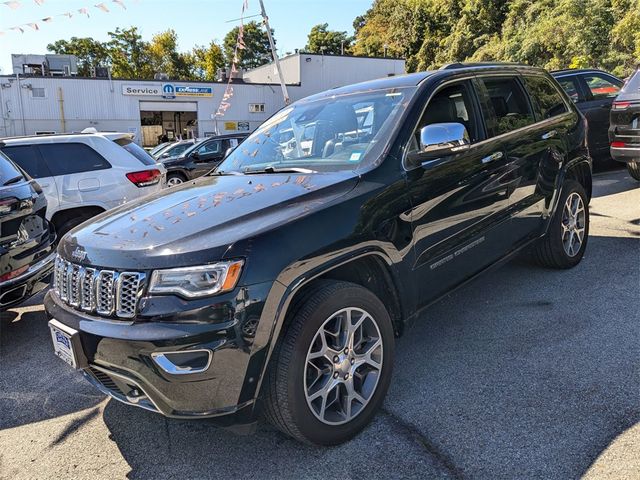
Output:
566,161,592,201
167,170,187,180
288,255,405,337
51,206,104,231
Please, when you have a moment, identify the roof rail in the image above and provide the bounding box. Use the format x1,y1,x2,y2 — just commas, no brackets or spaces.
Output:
439,62,528,70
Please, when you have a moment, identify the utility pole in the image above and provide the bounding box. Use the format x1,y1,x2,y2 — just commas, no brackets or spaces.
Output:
258,0,290,105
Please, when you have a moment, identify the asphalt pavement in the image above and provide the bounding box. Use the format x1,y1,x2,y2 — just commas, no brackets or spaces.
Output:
1,167,638,479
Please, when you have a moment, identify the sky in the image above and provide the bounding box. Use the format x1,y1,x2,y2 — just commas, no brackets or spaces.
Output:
0,0,373,74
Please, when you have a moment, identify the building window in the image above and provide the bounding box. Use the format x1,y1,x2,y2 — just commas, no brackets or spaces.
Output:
249,103,265,113
31,88,46,98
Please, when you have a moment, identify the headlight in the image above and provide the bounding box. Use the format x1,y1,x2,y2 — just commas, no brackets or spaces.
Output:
148,260,243,298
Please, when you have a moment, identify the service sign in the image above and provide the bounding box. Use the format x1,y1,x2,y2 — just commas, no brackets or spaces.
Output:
122,85,162,96
122,84,213,98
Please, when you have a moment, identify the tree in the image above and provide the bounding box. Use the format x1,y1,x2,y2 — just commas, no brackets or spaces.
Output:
47,37,109,76
223,21,273,70
147,29,191,79
107,27,153,79
188,42,225,80
305,23,353,55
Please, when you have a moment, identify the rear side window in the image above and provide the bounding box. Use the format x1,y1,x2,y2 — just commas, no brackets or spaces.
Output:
556,76,582,103
114,138,156,166
523,76,568,120
1,145,51,179
480,77,535,136
38,143,111,176
0,152,26,185
198,140,222,155
583,73,622,100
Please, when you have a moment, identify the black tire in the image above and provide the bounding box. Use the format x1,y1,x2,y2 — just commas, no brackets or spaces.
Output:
627,161,640,181
263,281,394,445
532,179,589,269
56,214,95,240
166,173,186,187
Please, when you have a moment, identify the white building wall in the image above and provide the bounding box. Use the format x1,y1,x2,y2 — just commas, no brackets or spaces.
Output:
242,54,301,85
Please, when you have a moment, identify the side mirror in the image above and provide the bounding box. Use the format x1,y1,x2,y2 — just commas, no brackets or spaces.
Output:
224,147,234,159
191,151,200,160
407,122,470,167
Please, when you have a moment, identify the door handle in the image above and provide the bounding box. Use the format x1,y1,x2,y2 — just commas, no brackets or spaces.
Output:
481,151,503,164
542,130,557,140
39,183,50,188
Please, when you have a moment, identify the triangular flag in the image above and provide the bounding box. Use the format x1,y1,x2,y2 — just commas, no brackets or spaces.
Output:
10,26,25,33
95,2,109,12
42,16,52,22
33,0,45,5
3,1,21,9
60,11,73,18
112,0,126,9
78,7,89,16
26,22,39,30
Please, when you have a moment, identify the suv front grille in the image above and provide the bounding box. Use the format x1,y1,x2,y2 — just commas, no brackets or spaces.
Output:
53,256,145,319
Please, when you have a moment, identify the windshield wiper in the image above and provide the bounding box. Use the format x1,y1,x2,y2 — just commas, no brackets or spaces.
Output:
244,166,317,174
210,170,243,176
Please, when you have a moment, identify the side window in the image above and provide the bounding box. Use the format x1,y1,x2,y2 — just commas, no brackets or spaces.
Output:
413,82,480,149
583,73,622,100
1,145,51,179
523,76,568,120
0,152,27,184
556,76,582,103
480,77,535,136
38,143,111,176
198,140,221,155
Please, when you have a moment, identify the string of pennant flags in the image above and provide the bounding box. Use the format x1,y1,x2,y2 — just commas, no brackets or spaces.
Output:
0,0,127,36
215,0,250,118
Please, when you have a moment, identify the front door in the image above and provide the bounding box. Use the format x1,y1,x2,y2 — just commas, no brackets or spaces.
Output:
192,139,225,177
405,80,516,306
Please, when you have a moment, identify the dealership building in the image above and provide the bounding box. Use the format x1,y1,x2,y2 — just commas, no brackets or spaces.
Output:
0,53,405,146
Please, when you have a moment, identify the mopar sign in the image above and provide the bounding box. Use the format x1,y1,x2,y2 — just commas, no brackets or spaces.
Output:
175,85,213,97
162,83,176,99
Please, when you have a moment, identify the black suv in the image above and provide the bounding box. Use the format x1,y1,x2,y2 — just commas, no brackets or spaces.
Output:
552,69,623,161
0,151,55,309
45,64,592,445
161,134,248,186
609,68,640,180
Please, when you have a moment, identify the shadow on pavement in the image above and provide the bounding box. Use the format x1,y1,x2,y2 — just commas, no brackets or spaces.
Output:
100,235,639,479
592,169,639,198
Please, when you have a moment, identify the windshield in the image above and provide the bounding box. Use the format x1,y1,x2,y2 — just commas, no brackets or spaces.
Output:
217,87,415,173
150,142,171,156
160,142,193,159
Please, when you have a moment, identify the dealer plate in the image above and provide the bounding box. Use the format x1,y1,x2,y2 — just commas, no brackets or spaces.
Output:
49,319,79,369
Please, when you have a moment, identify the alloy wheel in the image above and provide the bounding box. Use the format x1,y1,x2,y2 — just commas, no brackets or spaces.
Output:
167,176,184,187
561,192,586,257
304,307,383,425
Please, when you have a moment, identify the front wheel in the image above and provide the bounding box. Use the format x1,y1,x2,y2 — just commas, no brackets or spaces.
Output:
532,179,589,269
263,281,394,445
627,161,640,181
166,173,185,187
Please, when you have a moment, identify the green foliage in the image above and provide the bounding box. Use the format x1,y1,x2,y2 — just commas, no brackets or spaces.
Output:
187,42,225,81
305,23,353,54
223,21,273,70
47,37,110,77
353,0,640,76
107,27,153,79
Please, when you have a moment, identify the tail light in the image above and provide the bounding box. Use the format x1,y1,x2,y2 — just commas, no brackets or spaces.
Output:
126,169,161,187
0,265,29,282
611,141,626,148
612,101,630,110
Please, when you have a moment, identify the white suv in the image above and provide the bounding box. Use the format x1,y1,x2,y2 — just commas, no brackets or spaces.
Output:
0,132,166,237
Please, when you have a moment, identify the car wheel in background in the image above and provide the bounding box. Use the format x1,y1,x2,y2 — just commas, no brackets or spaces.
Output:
263,281,394,445
56,214,96,240
627,161,640,181
532,180,590,269
166,173,185,187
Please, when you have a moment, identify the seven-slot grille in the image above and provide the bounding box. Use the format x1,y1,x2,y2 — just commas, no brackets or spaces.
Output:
53,256,145,319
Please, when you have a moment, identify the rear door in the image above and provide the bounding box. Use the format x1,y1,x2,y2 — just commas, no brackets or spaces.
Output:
405,79,517,305
0,144,59,219
191,139,224,177
577,72,623,156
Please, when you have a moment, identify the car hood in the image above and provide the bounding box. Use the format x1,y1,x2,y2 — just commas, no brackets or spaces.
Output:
60,172,359,270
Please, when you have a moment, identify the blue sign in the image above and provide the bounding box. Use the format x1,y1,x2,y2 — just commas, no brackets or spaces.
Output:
175,85,213,97
162,83,176,99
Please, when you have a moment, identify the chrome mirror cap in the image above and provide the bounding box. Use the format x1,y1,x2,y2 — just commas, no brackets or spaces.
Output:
419,122,470,153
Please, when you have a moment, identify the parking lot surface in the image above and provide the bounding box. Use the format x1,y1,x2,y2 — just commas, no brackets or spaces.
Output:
1,168,638,480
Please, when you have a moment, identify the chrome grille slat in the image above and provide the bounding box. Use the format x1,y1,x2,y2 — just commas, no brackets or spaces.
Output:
53,256,144,319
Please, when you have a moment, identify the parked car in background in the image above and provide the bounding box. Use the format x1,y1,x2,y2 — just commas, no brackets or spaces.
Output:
153,140,195,161
0,151,55,309
148,142,172,157
46,64,592,445
0,132,167,238
160,133,248,186
609,68,640,180
552,69,623,161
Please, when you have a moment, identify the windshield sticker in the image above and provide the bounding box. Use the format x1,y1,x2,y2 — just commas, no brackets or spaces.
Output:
349,152,363,162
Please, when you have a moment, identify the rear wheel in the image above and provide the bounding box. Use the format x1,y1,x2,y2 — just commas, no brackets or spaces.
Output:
166,173,186,187
264,281,394,445
627,161,640,181
55,213,96,240
532,180,589,269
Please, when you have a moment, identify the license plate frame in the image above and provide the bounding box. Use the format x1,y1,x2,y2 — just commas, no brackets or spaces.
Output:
49,319,86,369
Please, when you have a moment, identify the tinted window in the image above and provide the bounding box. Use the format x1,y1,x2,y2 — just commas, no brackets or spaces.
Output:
163,143,192,157
415,83,480,144
38,143,111,175
0,152,26,185
584,73,622,99
524,76,568,119
556,76,581,103
114,138,156,166
1,145,51,179
198,140,221,155
481,77,535,135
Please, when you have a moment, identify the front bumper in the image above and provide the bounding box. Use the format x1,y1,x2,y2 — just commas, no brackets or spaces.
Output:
44,280,275,427
0,250,55,309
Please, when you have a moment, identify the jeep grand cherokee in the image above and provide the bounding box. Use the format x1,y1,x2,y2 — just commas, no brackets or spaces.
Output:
45,64,592,446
